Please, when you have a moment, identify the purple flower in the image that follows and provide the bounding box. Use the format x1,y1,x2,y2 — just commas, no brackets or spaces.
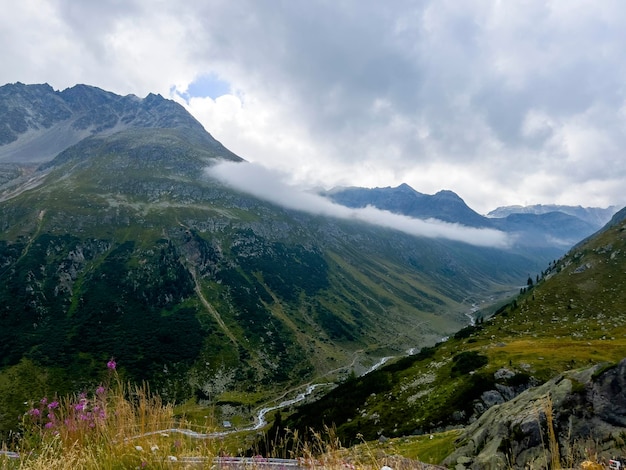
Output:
40,397,47,405
48,401,59,410
28,408,41,417
74,403,84,411
44,422,54,429
107,359,116,370
96,385,106,395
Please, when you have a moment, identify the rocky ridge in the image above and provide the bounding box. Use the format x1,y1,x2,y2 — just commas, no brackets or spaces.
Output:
0,82,238,163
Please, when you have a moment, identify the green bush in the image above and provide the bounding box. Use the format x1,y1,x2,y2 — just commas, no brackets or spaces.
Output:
450,351,488,377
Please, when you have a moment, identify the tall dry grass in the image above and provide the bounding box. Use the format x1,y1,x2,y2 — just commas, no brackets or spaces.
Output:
3,365,219,469
1,363,431,469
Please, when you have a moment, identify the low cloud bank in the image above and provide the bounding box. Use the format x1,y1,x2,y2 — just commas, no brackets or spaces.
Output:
206,161,511,249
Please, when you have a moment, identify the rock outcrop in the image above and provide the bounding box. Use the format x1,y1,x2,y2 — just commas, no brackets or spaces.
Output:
444,358,626,469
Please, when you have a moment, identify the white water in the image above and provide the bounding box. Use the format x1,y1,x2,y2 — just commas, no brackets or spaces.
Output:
125,383,330,440
364,356,393,375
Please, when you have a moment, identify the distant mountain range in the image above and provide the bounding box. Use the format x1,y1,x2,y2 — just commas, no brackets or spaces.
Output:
324,183,490,228
487,203,618,227
324,184,617,251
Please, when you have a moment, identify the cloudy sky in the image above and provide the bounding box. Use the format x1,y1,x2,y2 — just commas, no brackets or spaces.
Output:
2,0,626,214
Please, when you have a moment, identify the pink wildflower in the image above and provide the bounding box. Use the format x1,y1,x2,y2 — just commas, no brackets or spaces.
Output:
107,358,116,370
96,385,106,395
48,401,59,409
28,408,41,417
40,397,47,405
44,422,54,429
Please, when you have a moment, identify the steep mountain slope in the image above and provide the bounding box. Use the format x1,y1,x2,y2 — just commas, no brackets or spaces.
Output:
285,207,626,463
0,83,547,437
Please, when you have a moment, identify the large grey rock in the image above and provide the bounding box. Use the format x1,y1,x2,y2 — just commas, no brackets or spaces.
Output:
444,358,626,469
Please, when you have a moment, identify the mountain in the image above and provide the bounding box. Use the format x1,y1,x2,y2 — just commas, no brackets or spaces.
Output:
487,203,618,227
324,184,490,228
0,82,237,163
284,206,626,466
0,83,548,437
489,211,599,249
324,185,606,253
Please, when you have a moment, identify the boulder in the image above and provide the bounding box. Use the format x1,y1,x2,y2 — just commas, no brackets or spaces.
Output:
443,358,626,469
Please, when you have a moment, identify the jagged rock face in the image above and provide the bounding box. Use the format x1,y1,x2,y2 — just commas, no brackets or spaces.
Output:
0,82,238,163
591,360,626,427
444,359,626,469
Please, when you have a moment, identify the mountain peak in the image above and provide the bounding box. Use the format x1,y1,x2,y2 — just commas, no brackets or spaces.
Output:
145,91,165,102
0,82,225,164
396,182,416,191
326,184,489,228
434,189,463,200
0,82,55,95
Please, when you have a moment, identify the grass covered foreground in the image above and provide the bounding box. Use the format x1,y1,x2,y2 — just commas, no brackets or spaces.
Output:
0,360,445,469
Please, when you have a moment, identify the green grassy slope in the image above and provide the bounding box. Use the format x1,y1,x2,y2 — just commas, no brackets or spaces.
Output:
286,210,626,442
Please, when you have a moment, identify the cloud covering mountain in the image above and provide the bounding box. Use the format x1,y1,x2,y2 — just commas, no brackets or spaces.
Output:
207,161,511,248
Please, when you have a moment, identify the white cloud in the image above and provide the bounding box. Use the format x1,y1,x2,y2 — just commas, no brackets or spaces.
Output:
206,161,511,249
2,0,626,214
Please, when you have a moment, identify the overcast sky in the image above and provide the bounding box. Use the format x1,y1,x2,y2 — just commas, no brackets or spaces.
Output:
2,0,626,214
